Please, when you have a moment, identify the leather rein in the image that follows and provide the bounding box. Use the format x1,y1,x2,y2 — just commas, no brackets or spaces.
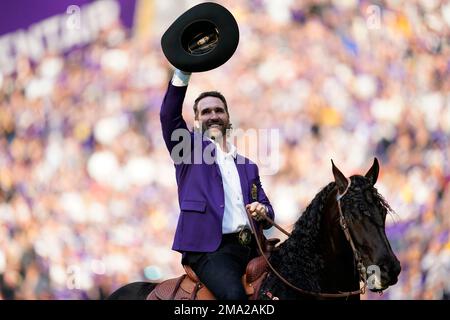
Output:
247,177,368,299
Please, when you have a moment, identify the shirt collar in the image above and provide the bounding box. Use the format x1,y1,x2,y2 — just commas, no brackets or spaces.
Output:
209,138,237,159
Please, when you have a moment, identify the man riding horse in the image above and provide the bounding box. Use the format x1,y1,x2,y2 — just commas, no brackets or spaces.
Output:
158,3,276,300
160,68,275,300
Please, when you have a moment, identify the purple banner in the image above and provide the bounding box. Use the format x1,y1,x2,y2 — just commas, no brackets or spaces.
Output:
0,0,137,75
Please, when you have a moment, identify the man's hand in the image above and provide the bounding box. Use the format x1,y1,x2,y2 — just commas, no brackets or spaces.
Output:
246,202,268,222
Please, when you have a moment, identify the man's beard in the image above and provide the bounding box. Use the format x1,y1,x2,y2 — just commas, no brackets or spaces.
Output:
201,120,229,140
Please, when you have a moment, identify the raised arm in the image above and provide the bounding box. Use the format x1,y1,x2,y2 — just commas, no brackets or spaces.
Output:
160,69,192,155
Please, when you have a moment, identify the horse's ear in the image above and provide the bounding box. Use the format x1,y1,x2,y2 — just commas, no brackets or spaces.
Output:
365,157,379,185
331,159,349,194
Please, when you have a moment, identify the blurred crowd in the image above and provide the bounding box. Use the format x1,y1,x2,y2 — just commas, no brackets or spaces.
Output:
1,0,449,299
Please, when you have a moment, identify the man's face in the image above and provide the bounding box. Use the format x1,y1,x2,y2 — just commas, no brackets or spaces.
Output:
195,96,230,139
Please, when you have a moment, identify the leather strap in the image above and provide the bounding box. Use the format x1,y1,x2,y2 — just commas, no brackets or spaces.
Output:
190,282,202,300
336,178,367,287
261,215,291,237
169,274,186,300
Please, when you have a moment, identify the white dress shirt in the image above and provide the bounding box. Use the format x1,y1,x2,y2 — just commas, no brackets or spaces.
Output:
214,141,250,234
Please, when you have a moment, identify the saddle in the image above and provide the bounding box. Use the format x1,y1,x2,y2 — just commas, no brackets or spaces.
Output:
147,238,280,300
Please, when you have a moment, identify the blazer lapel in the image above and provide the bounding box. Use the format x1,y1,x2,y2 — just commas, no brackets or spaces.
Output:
211,144,222,179
235,155,249,205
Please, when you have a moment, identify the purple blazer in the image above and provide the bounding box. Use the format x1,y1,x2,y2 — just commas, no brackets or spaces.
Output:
160,82,275,253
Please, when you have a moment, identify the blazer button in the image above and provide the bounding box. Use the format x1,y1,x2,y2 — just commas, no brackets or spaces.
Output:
220,204,224,208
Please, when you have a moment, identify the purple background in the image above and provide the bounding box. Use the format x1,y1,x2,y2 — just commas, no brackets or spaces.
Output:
0,0,136,36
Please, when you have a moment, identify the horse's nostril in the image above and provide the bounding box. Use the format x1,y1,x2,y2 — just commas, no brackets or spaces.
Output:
380,260,401,285
393,261,401,276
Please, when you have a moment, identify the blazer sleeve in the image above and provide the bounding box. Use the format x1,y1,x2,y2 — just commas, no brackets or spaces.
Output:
254,166,275,230
160,82,191,159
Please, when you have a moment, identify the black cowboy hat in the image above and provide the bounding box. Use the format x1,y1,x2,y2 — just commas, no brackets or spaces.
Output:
161,2,239,72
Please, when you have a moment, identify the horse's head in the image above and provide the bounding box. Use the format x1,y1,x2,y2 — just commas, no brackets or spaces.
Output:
330,158,401,292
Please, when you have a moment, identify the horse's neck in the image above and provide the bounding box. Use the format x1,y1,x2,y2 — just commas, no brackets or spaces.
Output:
265,233,321,299
319,229,361,294
265,197,360,299
265,228,359,299
318,198,361,295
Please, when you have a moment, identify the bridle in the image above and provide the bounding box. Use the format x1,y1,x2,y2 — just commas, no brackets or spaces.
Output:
336,178,368,290
248,177,368,299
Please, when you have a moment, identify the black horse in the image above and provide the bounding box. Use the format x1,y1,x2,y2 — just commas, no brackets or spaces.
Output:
108,158,401,300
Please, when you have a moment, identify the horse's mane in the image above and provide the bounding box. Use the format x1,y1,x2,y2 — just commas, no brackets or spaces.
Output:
263,175,394,296
264,181,336,294
340,176,394,225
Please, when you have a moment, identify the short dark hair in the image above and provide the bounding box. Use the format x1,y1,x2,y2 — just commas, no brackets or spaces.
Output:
193,91,229,117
